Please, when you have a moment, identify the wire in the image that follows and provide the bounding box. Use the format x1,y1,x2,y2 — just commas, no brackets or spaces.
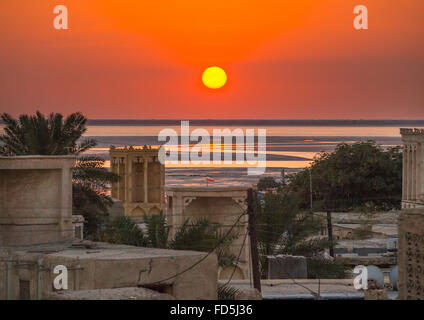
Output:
224,230,249,286
138,212,247,287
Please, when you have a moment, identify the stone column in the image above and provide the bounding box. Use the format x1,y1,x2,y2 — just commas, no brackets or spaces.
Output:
403,144,408,204
117,159,120,200
414,144,418,201
408,143,412,202
398,129,424,299
413,143,420,202
419,143,422,201
110,158,115,198
121,157,127,202
411,145,415,203
398,208,424,299
421,143,424,202
144,158,148,203
128,156,133,203
170,194,184,239
406,144,411,202
160,163,165,207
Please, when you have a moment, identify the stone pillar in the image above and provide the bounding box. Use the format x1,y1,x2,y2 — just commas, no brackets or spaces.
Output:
160,163,165,208
117,159,120,200
409,145,413,203
417,144,420,200
406,144,411,202
119,157,126,202
398,208,424,299
144,159,148,203
128,157,133,203
412,144,417,203
421,142,424,202
409,144,413,202
169,193,184,239
402,144,408,205
398,128,424,299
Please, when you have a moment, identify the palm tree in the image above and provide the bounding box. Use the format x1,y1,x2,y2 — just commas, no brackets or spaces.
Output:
97,214,238,268
0,111,96,155
0,111,119,235
72,155,119,235
168,217,238,269
256,190,329,278
93,214,241,300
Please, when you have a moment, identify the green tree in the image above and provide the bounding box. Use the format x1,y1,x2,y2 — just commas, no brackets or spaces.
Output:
143,211,169,249
257,176,281,191
255,190,328,278
0,111,120,235
288,141,402,212
0,111,95,155
92,216,148,247
96,215,238,268
72,155,120,235
95,215,241,299
169,218,238,268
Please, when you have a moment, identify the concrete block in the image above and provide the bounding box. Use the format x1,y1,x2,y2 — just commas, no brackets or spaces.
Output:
0,156,75,246
267,255,307,279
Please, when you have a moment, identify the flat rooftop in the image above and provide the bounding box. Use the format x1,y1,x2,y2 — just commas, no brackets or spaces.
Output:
2,240,209,260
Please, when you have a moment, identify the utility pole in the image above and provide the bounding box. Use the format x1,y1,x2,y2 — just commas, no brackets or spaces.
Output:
309,168,313,212
247,188,261,293
326,211,334,257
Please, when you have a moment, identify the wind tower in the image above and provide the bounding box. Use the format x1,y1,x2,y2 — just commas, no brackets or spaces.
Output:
110,145,165,220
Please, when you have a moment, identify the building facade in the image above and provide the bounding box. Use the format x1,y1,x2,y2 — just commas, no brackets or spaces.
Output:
165,186,252,280
401,128,424,209
0,156,217,300
110,146,165,220
398,128,424,300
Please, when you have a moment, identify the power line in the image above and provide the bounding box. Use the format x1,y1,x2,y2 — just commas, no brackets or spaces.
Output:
224,230,249,286
138,212,247,287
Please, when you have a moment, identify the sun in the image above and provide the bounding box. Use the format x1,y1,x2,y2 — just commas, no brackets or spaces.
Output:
202,66,227,89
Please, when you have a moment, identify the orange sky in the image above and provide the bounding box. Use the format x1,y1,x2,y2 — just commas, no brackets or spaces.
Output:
0,0,423,119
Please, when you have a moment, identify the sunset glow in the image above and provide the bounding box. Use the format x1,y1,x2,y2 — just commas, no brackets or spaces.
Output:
0,1,423,119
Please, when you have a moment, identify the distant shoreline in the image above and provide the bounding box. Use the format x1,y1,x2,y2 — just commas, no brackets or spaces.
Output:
2,119,424,127
83,119,424,127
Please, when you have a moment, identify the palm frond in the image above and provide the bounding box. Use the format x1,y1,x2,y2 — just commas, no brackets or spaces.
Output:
218,284,240,300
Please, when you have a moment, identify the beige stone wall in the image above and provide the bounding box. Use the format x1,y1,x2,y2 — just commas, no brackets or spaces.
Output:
0,156,75,246
398,208,424,299
110,146,165,221
1,243,218,300
166,186,251,281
